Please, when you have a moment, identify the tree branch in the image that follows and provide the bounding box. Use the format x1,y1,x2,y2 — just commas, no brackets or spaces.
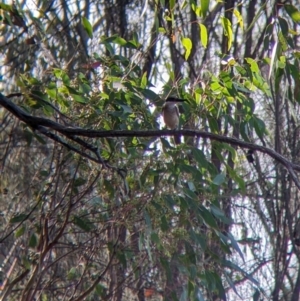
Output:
1,92,300,188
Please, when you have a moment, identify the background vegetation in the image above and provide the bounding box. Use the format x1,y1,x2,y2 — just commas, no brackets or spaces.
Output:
1,0,300,300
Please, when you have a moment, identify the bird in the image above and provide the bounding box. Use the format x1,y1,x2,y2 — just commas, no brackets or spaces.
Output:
162,97,185,144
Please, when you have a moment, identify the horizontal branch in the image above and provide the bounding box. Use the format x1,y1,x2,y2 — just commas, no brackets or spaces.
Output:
1,92,300,187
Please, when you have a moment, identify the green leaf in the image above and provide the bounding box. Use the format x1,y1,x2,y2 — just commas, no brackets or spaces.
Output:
221,17,233,51
253,289,261,301
163,195,177,210
53,69,70,84
221,143,237,161
140,88,158,100
278,17,289,35
199,23,208,48
285,4,300,23
144,209,152,229
23,128,33,146
224,272,242,298
73,216,94,232
34,133,47,145
113,36,127,46
185,241,196,264
233,9,244,30
116,249,127,267
200,0,209,18
82,17,93,38
227,167,246,192
268,40,279,80
29,233,38,248
73,177,87,187
160,215,169,232
212,173,226,185
158,27,166,34
181,37,192,60
227,232,245,262
0,3,12,11
160,257,172,280
179,164,202,179
251,115,266,139
95,284,106,296
222,259,259,286
151,232,160,244
141,72,147,88
10,214,28,223
244,57,259,73
71,94,88,104
189,230,206,249
210,205,232,224
67,267,77,280
199,206,218,228
192,148,208,169
183,188,199,203
15,225,26,238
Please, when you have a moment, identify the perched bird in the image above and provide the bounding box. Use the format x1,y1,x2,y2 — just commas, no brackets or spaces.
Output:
162,97,185,144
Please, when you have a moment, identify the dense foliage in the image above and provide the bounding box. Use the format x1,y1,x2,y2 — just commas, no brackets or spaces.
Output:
1,0,300,300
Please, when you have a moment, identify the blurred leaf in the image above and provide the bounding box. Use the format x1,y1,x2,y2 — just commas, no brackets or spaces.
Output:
253,289,260,301
144,209,152,229
269,40,278,80
23,128,33,146
53,69,70,84
160,215,169,232
95,284,106,296
71,94,88,104
223,260,259,286
140,88,158,100
73,216,95,232
199,23,208,48
221,143,237,161
180,281,191,301
199,206,218,228
189,230,206,249
33,133,47,145
185,241,196,264
67,267,77,280
10,214,28,223
160,257,171,280
251,115,266,139
191,3,201,17
200,0,209,18
0,3,12,11
192,148,208,169
141,72,147,88
233,8,244,30
163,194,176,210
73,177,87,187
15,225,26,238
212,173,226,185
116,249,127,267
29,233,38,248
278,17,289,35
181,37,192,60
285,4,300,23
210,205,232,224
224,272,242,298
151,232,160,244
82,17,93,38
245,57,259,73
221,17,233,50
227,232,245,262
179,164,203,179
